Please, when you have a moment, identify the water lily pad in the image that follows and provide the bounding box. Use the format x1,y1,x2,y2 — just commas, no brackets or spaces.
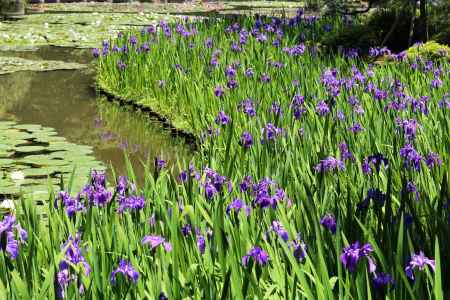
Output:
0,151,14,158
0,56,87,75
0,12,171,51
13,124,43,131
20,167,59,177
15,145,48,153
0,159,15,166
0,120,103,198
34,135,65,143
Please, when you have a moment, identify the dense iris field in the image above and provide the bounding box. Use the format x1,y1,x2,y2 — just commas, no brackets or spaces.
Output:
2,10,449,298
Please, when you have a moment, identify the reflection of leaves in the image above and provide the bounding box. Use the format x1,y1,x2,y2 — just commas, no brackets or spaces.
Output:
96,98,193,161
0,72,32,115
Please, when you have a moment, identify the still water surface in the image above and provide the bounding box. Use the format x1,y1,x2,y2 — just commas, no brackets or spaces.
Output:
0,47,193,185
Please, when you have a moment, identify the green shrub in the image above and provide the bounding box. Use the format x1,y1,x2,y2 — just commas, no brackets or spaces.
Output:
321,9,414,52
406,41,450,60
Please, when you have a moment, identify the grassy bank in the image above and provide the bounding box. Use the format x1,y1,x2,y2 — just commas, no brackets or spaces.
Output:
2,11,449,298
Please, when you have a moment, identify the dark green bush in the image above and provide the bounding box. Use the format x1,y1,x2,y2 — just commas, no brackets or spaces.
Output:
321,9,414,52
321,3,450,53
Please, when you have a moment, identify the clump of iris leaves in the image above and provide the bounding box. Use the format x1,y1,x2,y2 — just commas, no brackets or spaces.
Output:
2,10,449,299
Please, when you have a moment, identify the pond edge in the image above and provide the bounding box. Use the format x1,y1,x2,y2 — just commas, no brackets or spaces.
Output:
96,84,198,146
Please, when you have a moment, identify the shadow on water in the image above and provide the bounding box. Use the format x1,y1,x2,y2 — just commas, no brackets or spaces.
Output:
0,47,193,185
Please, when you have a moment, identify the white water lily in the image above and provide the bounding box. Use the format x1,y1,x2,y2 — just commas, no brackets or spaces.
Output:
0,199,15,211
10,171,25,182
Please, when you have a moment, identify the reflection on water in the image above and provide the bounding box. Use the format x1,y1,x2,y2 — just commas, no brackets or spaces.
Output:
0,61,193,184
0,46,93,65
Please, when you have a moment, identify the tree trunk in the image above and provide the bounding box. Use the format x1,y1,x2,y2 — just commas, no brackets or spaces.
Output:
408,0,417,46
381,9,400,47
418,0,428,42
1,0,25,17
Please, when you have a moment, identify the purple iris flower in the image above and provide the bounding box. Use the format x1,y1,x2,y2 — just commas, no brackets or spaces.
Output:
425,152,442,169
61,234,91,275
320,214,336,234
348,122,364,133
155,156,166,171
314,156,345,173
204,37,213,48
436,96,448,109
396,118,418,141
92,48,100,58
272,39,281,47
315,101,330,116
374,89,388,101
252,178,286,209
269,102,283,116
55,191,85,217
245,68,254,77
142,235,172,252
226,198,251,216
118,195,145,214
56,262,71,299
405,181,420,200
214,86,224,98
56,234,90,298
240,176,253,193
117,60,126,71
260,73,271,83
290,93,303,105
261,123,283,144
366,188,387,206
116,176,128,195
256,33,268,43
110,260,139,284
405,251,435,280
0,215,27,260
230,42,242,52
242,246,269,267
210,57,219,68
197,235,206,255
284,44,305,56
225,65,237,78
147,25,156,34
237,99,256,117
373,272,394,288
204,183,217,199
362,153,389,175
339,143,355,162
431,76,442,89
181,224,191,236
129,36,138,46
91,170,106,188
341,241,376,273
290,235,307,262
81,184,112,207
399,144,423,171
227,79,238,89
215,111,231,126
271,221,289,242
240,131,253,149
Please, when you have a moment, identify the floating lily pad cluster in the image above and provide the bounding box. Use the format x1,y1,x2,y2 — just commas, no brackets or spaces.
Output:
0,12,170,51
0,56,86,75
31,1,305,14
0,121,104,199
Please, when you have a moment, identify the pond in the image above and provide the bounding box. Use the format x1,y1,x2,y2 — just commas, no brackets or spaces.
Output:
0,46,193,198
